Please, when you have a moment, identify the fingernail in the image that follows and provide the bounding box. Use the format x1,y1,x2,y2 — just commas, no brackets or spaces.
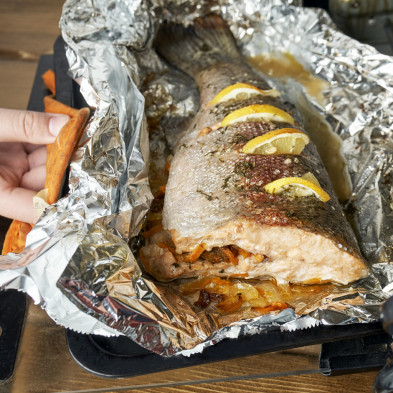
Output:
49,115,69,137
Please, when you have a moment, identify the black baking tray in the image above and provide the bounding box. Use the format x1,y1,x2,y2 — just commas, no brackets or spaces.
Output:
41,34,387,378
0,289,26,382
67,323,388,379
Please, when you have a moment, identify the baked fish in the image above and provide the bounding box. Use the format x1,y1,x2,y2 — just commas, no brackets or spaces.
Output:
141,14,368,285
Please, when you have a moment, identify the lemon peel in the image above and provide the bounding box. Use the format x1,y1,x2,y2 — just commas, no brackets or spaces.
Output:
242,128,309,155
264,172,330,202
221,104,294,128
208,83,280,107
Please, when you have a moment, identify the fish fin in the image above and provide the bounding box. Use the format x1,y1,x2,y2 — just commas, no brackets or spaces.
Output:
155,14,240,77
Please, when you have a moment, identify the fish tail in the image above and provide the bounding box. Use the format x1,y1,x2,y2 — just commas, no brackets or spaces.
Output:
155,14,240,77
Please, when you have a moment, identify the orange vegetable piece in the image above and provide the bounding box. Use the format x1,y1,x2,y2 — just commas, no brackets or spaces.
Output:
44,95,78,117
221,247,238,265
41,69,56,95
142,224,163,239
45,107,90,205
2,221,34,254
254,254,265,263
156,242,177,255
236,247,251,259
185,243,206,262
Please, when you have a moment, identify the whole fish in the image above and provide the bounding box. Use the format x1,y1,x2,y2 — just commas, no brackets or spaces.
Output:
141,14,368,286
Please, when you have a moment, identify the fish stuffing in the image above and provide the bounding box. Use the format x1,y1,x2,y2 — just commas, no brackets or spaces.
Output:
141,14,368,285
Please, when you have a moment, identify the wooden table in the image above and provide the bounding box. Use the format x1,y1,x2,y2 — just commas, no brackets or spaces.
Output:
0,1,382,392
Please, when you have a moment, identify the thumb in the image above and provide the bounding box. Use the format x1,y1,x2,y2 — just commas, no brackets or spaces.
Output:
0,108,69,145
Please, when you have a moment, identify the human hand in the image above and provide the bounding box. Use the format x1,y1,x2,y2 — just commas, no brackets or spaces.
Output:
0,108,69,223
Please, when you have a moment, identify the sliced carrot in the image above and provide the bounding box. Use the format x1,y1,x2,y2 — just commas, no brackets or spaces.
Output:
157,242,177,255
238,248,251,259
254,254,265,263
142,224,163,239
44,95,78,117
2,221,34,255
45,107,90,204
41,69,56,95
221,247,238,265
231,245,263,262
185,243,206,262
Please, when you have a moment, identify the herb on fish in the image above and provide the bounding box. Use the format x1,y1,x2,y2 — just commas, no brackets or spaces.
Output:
212,106,219,115
231,134,248,144
285,210,295,218
234,161,254,178
234,161,251,176
204,149,218,156
222,176,231,189
197,189,216,201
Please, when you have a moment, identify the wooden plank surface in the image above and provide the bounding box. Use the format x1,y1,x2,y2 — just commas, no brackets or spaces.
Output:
0,1,382,392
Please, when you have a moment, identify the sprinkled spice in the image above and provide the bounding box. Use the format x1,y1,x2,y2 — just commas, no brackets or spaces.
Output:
197,189,216,201
222,176,231,189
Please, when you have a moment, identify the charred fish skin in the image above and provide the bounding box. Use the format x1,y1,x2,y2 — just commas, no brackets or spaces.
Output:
146,14,368,285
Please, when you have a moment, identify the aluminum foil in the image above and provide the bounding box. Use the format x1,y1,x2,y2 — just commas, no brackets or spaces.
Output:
0,0,393,357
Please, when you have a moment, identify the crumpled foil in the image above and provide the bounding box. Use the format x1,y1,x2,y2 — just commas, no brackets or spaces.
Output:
0,0,392,357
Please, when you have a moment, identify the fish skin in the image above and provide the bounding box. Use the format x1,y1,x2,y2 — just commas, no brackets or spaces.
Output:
146,14,368,284
163,124,356,256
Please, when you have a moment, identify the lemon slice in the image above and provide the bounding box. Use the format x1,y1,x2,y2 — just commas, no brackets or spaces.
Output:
221,105,295,128
242,128,310,155
207,83,280,107
264,172,330,202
